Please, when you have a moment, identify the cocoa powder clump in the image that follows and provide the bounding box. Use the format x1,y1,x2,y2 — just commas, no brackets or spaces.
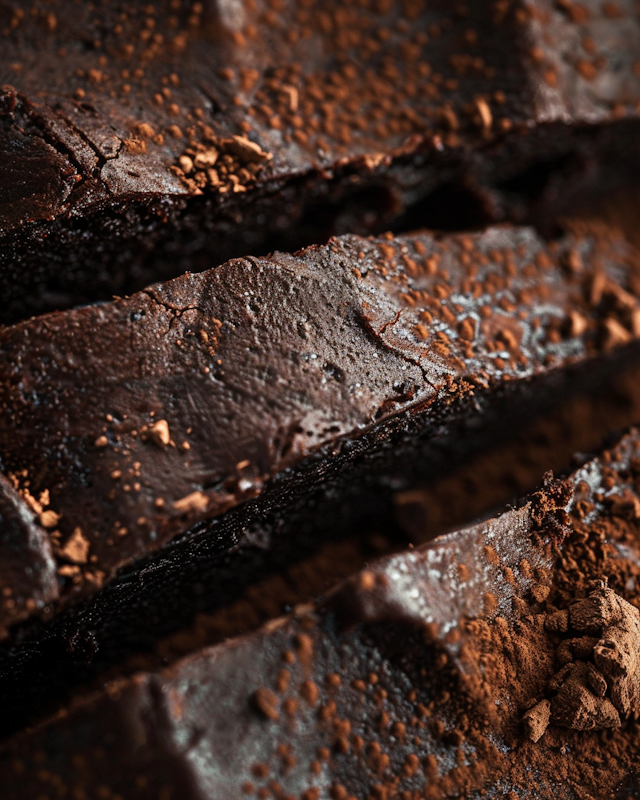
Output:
439,446,640,795
525,583,640,739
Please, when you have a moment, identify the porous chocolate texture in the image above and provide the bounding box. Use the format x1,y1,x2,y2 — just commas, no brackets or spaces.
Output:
1,223,640,737
6,431,640,797
1,0,640,320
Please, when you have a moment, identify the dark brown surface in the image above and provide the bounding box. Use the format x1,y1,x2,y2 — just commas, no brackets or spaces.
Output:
111,359,640,672
1,222,639,635
0,475,58,637
1,223,640,738
6,431,640,798
2,0,640,320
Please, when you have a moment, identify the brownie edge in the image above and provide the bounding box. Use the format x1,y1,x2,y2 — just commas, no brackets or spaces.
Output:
1,222,639,634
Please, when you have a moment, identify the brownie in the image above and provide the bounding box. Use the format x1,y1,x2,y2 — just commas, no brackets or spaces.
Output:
0,221,638,631
1,0,640,321
0,222,640,738
5,430,640,798
0,475,58,625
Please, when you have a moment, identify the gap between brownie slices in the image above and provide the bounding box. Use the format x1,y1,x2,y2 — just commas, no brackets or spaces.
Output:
70,359,640,681
1,221,640,738
2,122,639,327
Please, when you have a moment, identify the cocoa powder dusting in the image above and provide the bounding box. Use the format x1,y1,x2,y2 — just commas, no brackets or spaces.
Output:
82,434,640,797
8,435,640,798
230,444,640,799
440,433,640,797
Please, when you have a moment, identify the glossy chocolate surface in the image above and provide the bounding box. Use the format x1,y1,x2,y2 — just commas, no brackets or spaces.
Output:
1,1,640,319
1,223,639,635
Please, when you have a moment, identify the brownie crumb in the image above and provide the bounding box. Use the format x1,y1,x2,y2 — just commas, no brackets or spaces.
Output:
59,528,90,566
148,419,171,448
253,687,280,721
523,700,551,743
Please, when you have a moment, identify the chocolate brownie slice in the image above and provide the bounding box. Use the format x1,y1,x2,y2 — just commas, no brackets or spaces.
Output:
0,221,639,632
4,430,640,797
0,223,639,737
1,0,640,320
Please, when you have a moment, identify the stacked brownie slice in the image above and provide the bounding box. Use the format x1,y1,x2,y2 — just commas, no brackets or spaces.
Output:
2,0,640,320
2,0,640,797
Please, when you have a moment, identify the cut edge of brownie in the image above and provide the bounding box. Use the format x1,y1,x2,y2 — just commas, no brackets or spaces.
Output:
0,220,638,635
0,221,640,736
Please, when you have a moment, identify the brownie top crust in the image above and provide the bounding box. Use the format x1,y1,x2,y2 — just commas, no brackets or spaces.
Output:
2,1,640,324
0,222,639,636
1,0,639,252
4,429,640,798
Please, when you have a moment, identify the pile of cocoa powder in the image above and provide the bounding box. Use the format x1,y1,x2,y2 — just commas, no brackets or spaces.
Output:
430,446,640,798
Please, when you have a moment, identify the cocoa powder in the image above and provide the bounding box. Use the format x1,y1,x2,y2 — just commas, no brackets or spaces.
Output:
437,434,640,798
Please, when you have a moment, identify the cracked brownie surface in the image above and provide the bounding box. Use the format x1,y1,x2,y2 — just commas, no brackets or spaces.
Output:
2,0,640,320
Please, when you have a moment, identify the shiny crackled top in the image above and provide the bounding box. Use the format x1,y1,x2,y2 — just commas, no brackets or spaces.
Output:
2,0,640,228
0,222,638,630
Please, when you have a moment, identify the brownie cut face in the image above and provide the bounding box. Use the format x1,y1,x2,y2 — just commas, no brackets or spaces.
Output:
1,0,640,320
0,222,640,737
4,428,640,798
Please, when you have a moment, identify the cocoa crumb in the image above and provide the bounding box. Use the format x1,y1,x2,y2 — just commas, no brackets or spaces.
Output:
59,527,90,565
253,688,280,720
39,510,61,529
531,583,551,603
149,419,170,447
602,317,631,349
123,137,146,155
173,491,209,515
300,681,319,706
526,583,640,739
358,570,376,591
567,310,588,337
523,700,550,742
174,134,271,195
607,491,640,521
474,98,492,130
